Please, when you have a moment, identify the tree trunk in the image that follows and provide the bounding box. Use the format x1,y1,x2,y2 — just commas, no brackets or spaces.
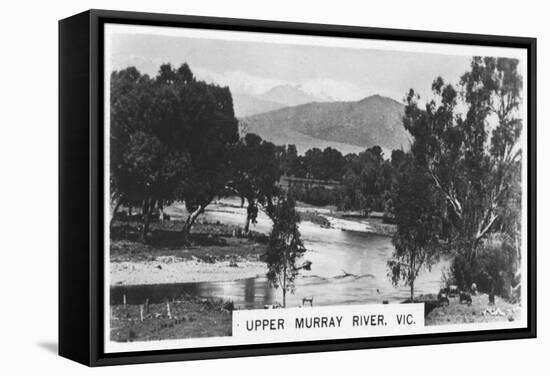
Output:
282,266,287,308
240,196,245,208
244,216,250,233
265,197,275,219
181,204,205,240
466,245,477,288
128,205,132,218
110,198,122,231
158,201,164,222
410,280,415,302
244,200,254,233
141,198,151,241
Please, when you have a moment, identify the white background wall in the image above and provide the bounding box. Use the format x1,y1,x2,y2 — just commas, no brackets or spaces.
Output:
0,0,546,374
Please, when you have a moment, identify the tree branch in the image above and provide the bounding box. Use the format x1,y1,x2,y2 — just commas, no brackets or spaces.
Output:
476,212,498,242
429,168,463,219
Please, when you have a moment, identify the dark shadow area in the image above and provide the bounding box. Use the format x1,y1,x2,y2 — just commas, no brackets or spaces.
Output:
110,220,269,248
37,341,58,355
111,223,228,247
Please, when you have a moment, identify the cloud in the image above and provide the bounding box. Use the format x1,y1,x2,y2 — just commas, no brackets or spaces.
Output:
193,68,294,96
110,56,405,103
300,78,366,101
195,68,372,102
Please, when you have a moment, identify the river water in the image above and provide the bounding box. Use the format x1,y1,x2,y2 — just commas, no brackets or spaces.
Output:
111,199,448,308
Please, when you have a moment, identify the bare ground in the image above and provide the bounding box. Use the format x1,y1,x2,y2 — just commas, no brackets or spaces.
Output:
110,220,268,286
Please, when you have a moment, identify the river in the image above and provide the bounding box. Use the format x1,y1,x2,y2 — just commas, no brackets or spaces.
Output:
111,198,448,308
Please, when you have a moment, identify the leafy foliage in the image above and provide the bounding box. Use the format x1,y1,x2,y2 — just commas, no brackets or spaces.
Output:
387,156,443,300
110,63,239,239
288,186,339,207
265,195,307,307
402,57,523,289
448,233,519,299
230,133,281,231
277,145,346,181
337,146,394,215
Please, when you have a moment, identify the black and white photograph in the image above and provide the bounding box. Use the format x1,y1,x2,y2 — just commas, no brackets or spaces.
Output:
103,22,529,353
2,0,549,372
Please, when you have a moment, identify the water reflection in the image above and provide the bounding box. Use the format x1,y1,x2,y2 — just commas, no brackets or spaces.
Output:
111,229,448,309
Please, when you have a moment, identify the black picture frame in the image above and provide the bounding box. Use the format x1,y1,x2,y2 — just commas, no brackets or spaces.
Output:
59,9,537,367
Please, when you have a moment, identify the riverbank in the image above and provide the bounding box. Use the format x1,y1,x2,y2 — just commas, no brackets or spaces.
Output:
111,258,267,285
110,297,232,342
294,201,396,237
299,210,332,228
110,220,268,286
109,199,432,308
109,197,396,287
422,293,521,325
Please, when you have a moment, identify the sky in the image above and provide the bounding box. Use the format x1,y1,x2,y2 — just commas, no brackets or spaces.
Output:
107,25,523,104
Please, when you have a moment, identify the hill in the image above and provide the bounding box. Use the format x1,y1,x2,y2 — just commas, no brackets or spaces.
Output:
232,92,285,117
232,84,329,117
242,95,410,155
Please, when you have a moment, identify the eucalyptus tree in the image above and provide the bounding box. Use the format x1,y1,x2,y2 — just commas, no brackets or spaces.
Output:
230,133,281,232
402,57,523,288
110,63,239,241
388,156,443,301
265,195,308,308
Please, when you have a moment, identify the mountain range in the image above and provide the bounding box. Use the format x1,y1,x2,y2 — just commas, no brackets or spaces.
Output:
239,93,410,156
233,84,330,117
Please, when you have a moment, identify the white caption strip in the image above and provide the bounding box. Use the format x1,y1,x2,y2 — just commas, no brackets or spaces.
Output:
233,303,425,342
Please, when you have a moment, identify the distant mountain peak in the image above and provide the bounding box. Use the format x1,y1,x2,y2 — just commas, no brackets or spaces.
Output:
359,94,401,104
258,84,328,108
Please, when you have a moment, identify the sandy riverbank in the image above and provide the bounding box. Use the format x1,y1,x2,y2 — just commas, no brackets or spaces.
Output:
109,215,270,286
109,197,395,289
110,256,267,286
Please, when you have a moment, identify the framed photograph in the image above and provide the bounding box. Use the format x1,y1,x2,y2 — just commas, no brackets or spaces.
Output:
59,9,536,366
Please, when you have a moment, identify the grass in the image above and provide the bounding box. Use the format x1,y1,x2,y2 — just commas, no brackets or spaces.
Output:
110,219,268,263
422,293,520,325
109,219,259,341
110,297,232,342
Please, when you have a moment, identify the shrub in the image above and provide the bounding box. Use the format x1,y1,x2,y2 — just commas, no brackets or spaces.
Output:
288,186,338,207
447,233,518,299
222,300,235,312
